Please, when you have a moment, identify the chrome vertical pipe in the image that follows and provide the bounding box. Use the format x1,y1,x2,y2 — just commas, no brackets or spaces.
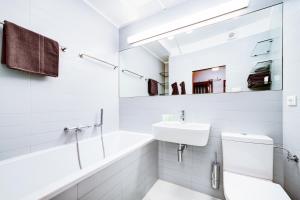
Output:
177,144,187,163
75,130,82,169
95,108,106,159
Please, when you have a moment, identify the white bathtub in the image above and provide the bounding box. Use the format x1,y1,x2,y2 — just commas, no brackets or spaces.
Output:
0,131,154,200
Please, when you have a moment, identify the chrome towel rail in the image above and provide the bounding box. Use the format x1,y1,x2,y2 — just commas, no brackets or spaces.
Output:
79,53,118,70
122,69,144,79
1,21,67,52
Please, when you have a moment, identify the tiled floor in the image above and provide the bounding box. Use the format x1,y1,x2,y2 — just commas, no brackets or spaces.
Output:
143,180,221,200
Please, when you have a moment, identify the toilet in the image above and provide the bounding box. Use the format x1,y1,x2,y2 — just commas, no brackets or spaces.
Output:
222,132,291,200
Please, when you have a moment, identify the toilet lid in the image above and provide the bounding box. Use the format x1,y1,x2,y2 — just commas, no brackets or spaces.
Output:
224,171,291,200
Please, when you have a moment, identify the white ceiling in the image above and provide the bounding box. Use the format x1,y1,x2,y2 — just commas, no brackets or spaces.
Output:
83,0,189,27
138,4,282,61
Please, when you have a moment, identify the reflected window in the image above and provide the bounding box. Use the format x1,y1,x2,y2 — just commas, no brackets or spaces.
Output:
192,66,226,94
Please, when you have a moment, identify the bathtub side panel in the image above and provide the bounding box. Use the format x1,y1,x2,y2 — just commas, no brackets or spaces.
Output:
51,185,78,200
50,141,158,200
0,144,79,200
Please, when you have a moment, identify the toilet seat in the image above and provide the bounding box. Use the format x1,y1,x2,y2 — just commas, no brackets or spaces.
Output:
224,171,291,200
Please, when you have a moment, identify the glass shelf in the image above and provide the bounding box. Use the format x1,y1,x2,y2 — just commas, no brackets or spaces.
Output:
251,39,273,57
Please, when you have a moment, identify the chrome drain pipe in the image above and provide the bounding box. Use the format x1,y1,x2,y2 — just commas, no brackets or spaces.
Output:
177,144,187,163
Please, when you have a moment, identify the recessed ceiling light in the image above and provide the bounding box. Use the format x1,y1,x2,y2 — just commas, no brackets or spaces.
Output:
228,32,237,40
122,0,152,8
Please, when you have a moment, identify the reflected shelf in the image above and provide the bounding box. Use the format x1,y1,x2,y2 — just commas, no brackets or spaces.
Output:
159,72,169,78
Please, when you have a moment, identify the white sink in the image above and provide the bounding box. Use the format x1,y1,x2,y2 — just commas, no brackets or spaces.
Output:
152,121,211,146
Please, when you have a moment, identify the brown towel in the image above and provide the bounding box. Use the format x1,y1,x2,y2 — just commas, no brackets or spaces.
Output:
247,71,271,89
180,81,186,95
1,20,59,77
171,82,179,95
148,79,158,96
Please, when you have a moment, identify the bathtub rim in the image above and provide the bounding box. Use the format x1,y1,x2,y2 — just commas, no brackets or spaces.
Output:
0,130,154,200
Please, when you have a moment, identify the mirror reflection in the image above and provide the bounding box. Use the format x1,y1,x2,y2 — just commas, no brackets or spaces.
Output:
119,4,282,97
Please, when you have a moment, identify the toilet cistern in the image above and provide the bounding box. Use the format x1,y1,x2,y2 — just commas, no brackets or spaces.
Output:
222,132,291,200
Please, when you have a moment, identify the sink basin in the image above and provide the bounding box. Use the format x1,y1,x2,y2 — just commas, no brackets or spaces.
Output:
152,121,211,146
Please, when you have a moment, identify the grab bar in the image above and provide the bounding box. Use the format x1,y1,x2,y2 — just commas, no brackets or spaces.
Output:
122,69,143,79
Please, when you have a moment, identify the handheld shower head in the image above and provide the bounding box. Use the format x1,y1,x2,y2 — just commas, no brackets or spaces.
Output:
100,108,103,126
95,108,104,127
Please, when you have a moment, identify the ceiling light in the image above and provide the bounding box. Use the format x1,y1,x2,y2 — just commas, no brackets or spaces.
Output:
168,36,175,40
128,0,249,46
185,30,194,34
212,67,220,71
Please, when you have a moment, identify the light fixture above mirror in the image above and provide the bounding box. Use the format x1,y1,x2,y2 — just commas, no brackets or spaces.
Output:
127,0,250,46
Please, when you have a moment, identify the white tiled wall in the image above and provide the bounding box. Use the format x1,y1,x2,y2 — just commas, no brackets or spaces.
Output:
52,141,158,200
283,0,300,199
120,91,283,198
0,0,119,160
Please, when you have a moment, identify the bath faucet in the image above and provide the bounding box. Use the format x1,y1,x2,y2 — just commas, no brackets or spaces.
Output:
64,125,92,134
180,110,185,122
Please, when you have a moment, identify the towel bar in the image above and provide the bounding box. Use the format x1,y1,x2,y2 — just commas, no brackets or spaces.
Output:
79,53,118,70
122,69,144,79
1,21,67,52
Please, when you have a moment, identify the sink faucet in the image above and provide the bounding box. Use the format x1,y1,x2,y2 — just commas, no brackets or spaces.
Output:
180,110,185,122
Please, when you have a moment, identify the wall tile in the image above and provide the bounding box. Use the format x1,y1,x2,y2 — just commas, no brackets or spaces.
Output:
0,0,119,160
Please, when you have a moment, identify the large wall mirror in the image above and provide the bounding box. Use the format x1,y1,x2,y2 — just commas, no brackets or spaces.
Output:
119,4,282,97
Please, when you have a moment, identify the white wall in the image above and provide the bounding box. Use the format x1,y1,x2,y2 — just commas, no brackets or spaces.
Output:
0,0,119,160
169,32,282,94
120,47,164,97
282,0,300,199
